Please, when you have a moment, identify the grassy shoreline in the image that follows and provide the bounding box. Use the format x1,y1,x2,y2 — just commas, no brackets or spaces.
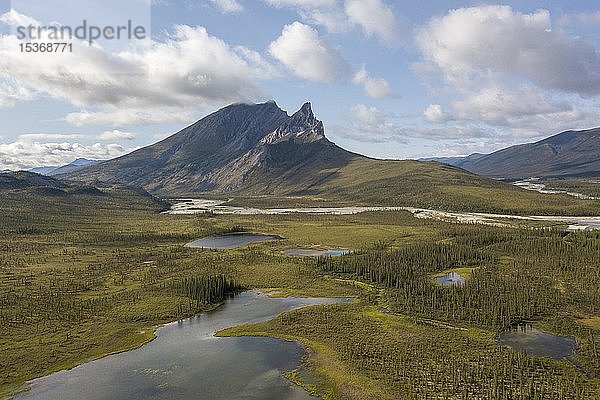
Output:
0,300,228,398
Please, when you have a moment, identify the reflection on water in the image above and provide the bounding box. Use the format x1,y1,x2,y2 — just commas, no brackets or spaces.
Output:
185,234,280,249
282,249,352,257
498,323,576,359
435,272,465,287
16,291,349,400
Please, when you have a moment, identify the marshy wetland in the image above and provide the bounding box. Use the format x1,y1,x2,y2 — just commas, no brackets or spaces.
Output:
1,190,599,399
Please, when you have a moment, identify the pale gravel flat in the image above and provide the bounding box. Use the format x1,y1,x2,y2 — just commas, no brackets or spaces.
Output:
163,199,600,231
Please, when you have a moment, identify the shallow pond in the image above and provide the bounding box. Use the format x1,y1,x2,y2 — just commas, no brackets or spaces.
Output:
15,291,349,400
185,233,280,249
435,272,465,287
498,324,577,359
282,249,352,257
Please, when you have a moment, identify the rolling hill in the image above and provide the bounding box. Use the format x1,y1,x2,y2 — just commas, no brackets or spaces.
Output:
64,102,599,215
426,128,600,180
0,171,169,212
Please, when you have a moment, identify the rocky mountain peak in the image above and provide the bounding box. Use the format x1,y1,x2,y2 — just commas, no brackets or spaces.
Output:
64,100,351,193
293,101,314,118
261,102,325,144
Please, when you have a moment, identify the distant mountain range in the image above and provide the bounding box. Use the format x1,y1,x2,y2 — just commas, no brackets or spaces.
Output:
420,153,486,167
424,128,600,180
28,158,100,176
59,101,598,214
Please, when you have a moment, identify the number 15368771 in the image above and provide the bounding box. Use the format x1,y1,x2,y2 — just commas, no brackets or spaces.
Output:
19,42,73,52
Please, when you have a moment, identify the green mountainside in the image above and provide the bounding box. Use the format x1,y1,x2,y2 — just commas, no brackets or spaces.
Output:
62,102,599,215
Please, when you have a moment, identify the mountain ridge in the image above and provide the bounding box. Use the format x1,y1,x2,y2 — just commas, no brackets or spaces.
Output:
63,101,357,194
23,158,100,177
424,128,600,179
62,101,599,215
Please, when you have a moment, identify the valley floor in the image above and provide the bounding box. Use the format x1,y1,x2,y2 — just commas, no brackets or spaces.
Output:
0,190,599,399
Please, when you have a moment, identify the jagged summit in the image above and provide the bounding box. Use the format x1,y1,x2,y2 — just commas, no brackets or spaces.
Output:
63,101,352,193
295,101,314,118
56,100,582,212
261,101,325,144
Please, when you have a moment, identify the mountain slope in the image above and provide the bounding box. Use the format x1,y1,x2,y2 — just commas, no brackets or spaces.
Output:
0,171,67,190
30,166,60,175
65,101,355,194
429,128,600,179
65,102,599,215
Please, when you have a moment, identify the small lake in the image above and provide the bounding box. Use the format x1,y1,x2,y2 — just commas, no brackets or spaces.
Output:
435,272,465,287
15,291,349,400
185,233,280,249
498,324,577,359
282,249,352,257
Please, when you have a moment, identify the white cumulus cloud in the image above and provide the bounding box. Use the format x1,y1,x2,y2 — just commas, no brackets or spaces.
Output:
0,11,277,126
334,104,406,143
423,104,453,124
262,0,402,43
352,66,394,98
0,140,134,170
99,130,137,141
209,0,244,13
0,78,35,107
344,0,400,45
0,9,40,27
451,85,575,126
415,5,600,142
416,5,600,96
269,21,349,83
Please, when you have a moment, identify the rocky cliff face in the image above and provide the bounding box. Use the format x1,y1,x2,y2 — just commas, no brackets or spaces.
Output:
63,101,356,194
260,102,325,145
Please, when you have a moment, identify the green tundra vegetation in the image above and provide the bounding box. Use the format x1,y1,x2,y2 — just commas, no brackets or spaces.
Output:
221,225,600,399
225,159,600,216
1,183,599,399
541,179,600,198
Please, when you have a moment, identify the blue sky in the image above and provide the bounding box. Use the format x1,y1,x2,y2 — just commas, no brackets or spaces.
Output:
1,0,600,169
